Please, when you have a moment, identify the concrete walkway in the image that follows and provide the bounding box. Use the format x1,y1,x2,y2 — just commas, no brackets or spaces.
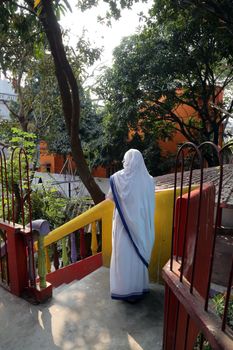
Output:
0,267,164,350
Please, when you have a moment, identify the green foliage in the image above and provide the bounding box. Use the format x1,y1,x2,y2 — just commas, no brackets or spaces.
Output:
0,126,37,172
0,120,18,143
97,0,233,152
194,293,233,349
45,85,104,166
78,0,145,22
176,1,233,53
8,127,37,158
212,293,233,331
93,107,168,176
0,2,102,146
0,126,38,223
31,188,68,229
193,333,212,350
0,4,41,76
31,185,93,229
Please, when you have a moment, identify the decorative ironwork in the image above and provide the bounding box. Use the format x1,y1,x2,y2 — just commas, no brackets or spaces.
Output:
0,144,35,291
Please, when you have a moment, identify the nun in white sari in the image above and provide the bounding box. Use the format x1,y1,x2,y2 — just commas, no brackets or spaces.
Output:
106,149,155,301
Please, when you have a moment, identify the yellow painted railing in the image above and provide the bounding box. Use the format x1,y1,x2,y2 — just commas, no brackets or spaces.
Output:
44,199,114,267
43,187,196,282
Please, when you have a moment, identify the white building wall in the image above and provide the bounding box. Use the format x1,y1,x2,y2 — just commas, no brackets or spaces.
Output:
32,172,110,199
0,79,17,120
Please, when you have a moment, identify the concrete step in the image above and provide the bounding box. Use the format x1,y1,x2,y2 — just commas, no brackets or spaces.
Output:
0,267,164,350
53,279,80,296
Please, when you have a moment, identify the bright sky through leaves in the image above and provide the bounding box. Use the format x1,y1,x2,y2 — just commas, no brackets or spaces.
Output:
60,0,152,67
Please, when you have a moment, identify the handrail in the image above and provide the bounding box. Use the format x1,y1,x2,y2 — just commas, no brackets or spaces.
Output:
42,187,199,282
44,199,114,247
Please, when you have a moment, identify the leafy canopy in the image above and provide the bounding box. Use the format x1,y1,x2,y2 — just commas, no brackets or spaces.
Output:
97,0,233,154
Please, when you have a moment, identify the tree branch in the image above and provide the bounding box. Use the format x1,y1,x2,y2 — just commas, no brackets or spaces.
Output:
12,0,37,15
0,100,19,120
211,102,233,126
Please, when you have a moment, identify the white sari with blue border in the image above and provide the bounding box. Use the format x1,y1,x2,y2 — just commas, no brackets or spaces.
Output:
106,149,155,300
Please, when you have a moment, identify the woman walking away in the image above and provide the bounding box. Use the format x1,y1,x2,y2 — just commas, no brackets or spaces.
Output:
106,149,155,302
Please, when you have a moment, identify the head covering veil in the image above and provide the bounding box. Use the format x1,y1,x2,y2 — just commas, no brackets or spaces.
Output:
110,149,155,265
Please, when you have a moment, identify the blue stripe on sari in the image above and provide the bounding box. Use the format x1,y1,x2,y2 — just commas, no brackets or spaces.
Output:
110,176,149,268
111,289,149,300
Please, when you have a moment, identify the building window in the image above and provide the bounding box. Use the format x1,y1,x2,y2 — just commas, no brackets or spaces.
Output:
46,164,51,173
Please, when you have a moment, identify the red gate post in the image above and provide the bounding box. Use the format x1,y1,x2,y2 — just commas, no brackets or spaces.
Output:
1,222,28,296
163,183,216,349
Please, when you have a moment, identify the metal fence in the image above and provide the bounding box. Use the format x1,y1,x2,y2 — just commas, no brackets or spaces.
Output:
163,141,233,350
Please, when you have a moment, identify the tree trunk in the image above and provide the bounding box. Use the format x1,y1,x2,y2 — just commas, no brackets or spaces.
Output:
18,111,28,132
212,124,219,146
37,0,104,204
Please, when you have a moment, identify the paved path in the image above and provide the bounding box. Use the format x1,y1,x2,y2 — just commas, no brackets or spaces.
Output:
212,233,233,287
0,267,164,350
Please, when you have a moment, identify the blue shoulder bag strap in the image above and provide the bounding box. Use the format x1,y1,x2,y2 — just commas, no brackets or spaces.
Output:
110,176,148,268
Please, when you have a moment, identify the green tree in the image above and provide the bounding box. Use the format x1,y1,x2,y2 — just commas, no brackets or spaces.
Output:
46,86,104,166
0,6,41,131
178,0,233,41
34,0,105,203
0,0,105,203
0,127,37,222
91,101,165,176
98,5,233,151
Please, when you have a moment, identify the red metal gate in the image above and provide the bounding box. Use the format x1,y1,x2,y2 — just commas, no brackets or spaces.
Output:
163,141,233,349
0,143,36,296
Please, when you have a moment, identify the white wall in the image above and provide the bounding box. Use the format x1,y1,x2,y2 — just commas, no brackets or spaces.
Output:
32,172,110,199
0,79,17,120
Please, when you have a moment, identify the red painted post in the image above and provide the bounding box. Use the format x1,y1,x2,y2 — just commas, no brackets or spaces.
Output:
5,225,28,296
164,184,215,349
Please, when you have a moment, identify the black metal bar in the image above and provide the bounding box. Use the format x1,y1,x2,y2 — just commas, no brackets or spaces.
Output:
18,149,25,228
176,154,184,263
171,143,197,271
20,148,32,232
19,148,35,287
170,159,178,271
2,146,10,222
180,153,195,283
198,142,223,310
173,143,202,285
189,158,203,293
10,147,18,225
0,150,5,221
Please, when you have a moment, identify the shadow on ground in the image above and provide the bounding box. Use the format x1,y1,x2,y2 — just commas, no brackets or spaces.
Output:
0,267,164,350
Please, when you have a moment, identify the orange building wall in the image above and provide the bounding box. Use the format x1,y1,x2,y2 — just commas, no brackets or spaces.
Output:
159,103,199,155
38,141,76,174
91,166,107,178
154,88,223,156
39,141,107,177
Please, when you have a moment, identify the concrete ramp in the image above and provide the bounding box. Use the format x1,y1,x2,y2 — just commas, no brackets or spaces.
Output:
0,267,164,350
